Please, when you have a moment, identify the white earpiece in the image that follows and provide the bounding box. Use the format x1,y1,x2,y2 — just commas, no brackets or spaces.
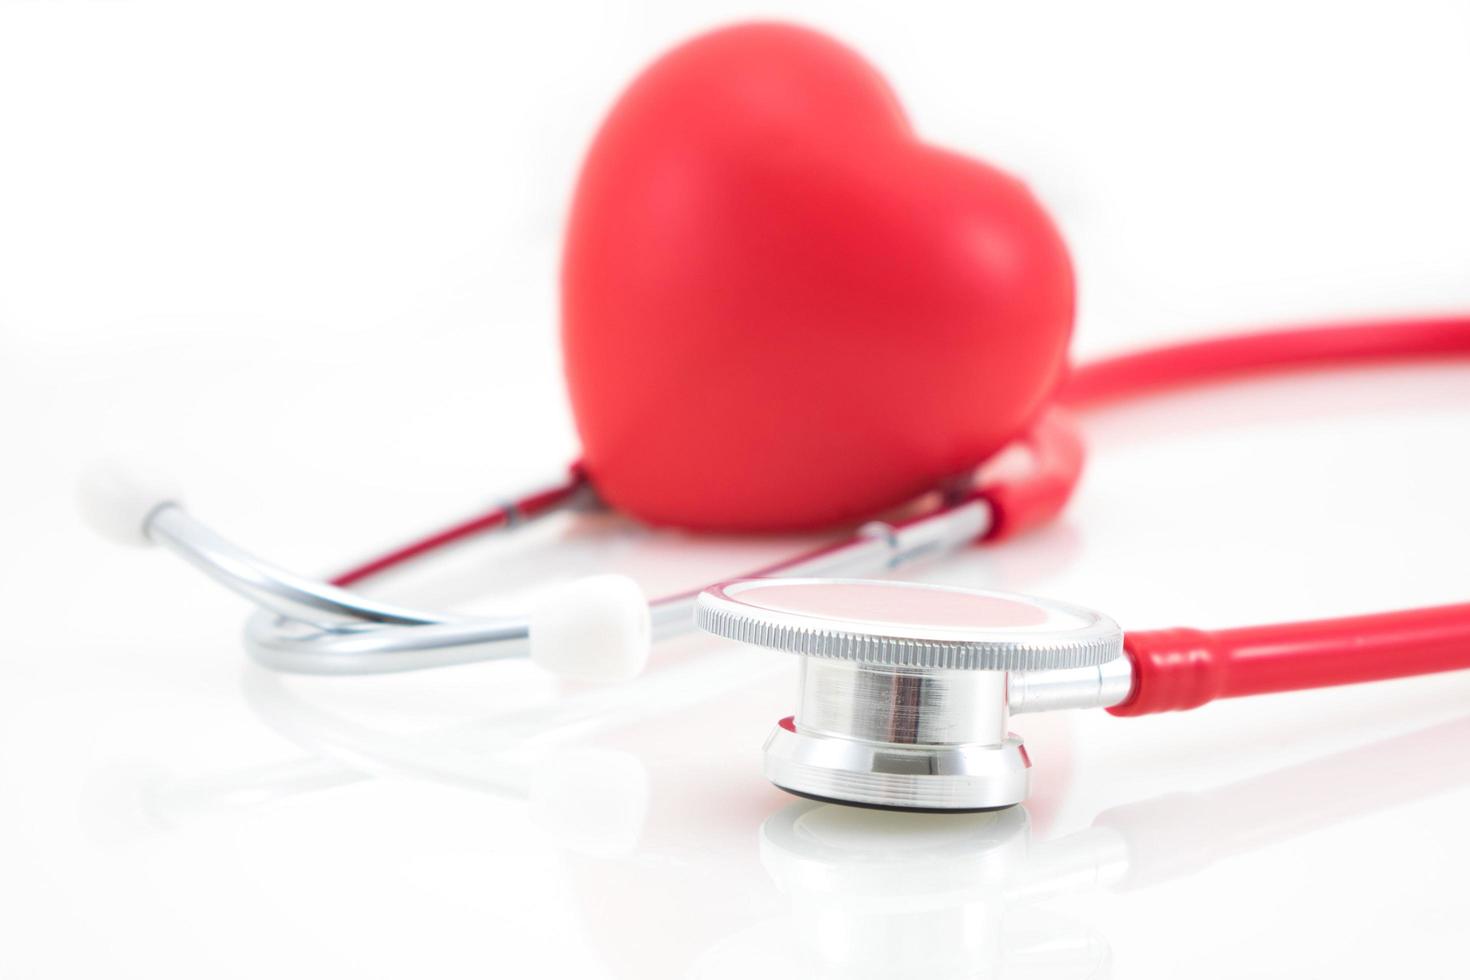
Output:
76,459,183,547
529,574,652,683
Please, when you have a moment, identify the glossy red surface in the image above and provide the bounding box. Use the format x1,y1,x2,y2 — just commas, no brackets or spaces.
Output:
561,23,1074,531
1112,604,1470,716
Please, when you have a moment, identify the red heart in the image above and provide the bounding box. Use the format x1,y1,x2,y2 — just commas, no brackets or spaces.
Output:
562,23,1074,532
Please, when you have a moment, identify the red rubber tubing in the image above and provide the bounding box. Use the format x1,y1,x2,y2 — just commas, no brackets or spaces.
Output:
974,315,1470,541
1066,314,1470,715
1059,314,1470,408
971,407,1085,542
1110,604,1470,716
330,469,587,587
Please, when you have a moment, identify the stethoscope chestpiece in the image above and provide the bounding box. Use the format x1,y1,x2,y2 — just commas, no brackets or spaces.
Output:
696,578,1122,812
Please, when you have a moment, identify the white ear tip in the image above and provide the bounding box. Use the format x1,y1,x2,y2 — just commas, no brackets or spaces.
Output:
76,459,183,547
529,574,651,683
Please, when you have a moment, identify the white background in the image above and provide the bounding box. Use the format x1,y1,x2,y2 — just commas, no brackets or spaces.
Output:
4,1,1470,977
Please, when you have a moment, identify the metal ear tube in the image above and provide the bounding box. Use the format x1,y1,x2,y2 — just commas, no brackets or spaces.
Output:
695,578,1127,811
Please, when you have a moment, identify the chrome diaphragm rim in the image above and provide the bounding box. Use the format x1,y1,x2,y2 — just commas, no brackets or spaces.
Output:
762,718,1031,813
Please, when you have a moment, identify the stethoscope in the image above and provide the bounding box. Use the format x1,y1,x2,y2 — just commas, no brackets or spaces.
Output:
79,313,1470,813
78,22,1470,814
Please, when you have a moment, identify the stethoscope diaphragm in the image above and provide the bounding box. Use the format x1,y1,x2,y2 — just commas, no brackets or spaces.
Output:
696,578,1124,811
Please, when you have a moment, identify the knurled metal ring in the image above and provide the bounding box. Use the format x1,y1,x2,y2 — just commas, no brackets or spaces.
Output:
695,577,1122,671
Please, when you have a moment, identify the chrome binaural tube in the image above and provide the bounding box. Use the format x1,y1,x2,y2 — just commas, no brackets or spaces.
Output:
147,504,468,628
146,489,994,675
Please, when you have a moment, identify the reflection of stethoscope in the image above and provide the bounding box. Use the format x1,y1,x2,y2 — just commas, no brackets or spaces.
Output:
102,658,1470,979
78,22,1470,813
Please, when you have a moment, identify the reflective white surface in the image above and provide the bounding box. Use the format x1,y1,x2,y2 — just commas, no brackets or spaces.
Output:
5,1,1470,977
